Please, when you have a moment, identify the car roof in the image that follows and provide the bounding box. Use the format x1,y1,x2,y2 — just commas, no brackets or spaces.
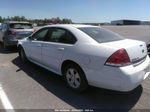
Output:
3,21,31,24
44,24,100,28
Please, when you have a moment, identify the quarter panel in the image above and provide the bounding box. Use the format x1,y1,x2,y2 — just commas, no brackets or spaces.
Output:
61,43,118,74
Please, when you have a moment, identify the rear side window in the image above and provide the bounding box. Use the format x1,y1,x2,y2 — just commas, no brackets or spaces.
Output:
9,23,33,29
45,28,77,44
51,29,66,41
79,27,124,43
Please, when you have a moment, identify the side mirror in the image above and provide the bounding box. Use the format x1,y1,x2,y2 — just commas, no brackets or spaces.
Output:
28,36,32,40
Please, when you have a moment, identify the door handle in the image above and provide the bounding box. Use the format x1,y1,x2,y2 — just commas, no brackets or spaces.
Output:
37,44,42,47
58,47,64,51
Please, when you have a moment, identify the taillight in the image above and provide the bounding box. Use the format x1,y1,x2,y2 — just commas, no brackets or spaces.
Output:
32,29,36,33
105,49,131,67
8,30,16,35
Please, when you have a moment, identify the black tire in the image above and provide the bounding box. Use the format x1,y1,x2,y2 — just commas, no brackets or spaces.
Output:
63,64,88,92
3,41,9,50
19,47,28,63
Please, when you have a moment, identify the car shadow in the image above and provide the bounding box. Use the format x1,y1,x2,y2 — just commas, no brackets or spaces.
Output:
12,56,143,111
0,43,18,54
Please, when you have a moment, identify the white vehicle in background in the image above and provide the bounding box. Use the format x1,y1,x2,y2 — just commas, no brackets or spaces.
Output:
0,23,1,29
18,24,150,92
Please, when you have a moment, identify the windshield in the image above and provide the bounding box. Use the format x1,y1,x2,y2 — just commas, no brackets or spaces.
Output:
9,23,33,29
79,27,124,43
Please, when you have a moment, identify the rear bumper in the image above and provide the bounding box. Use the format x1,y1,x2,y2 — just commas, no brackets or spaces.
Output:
84,55,150,92
4,35,28,46
4,40,18,46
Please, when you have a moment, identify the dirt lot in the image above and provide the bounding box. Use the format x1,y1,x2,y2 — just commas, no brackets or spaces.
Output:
103,25,150,44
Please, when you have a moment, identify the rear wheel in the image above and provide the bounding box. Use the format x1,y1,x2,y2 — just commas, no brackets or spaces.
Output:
63,64,88,92
19,47,28,63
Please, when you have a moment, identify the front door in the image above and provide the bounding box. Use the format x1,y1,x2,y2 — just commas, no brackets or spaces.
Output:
42,27,77,73
23,28,48,64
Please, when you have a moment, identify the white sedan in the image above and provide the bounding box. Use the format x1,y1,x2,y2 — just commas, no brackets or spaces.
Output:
18,24,150,92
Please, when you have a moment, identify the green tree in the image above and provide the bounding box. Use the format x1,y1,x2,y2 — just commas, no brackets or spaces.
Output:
56,17,62,23
0,16,73,25
62,18,73,24
20,16,27,21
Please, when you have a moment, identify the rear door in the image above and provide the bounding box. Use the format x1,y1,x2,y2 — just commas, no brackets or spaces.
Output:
23,28,48,64
42,27,77,72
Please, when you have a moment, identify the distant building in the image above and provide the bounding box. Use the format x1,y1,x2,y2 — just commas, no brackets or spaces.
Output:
82,22,110,26
141,21,150,25
82,23,101,26
100,22,111,25
111,20,141,25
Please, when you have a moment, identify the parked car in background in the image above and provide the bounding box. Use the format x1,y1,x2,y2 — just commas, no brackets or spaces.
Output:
0,23,1,30
18,24,150,92
147,44,150,55
0,21,34,50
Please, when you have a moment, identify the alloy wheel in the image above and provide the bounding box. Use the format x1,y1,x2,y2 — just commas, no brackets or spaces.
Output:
66,68,81,89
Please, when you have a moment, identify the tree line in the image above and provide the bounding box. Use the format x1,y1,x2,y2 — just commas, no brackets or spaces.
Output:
0,16,73,25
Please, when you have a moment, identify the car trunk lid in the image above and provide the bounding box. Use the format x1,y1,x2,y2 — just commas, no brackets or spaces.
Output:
11,29,34,39
102,39,148,64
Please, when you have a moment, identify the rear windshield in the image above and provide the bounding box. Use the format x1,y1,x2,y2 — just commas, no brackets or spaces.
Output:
9,23,33,29
78,27,124,43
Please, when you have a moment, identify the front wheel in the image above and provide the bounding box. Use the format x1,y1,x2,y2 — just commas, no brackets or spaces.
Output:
63,64,88,92
19,47,28,63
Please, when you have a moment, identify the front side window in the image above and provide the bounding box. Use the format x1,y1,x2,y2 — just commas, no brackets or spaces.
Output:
31,29,48,41
45,28,76,44
79,27,124,43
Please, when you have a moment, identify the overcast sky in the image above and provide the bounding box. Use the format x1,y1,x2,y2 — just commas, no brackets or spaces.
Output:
0,0,150,23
